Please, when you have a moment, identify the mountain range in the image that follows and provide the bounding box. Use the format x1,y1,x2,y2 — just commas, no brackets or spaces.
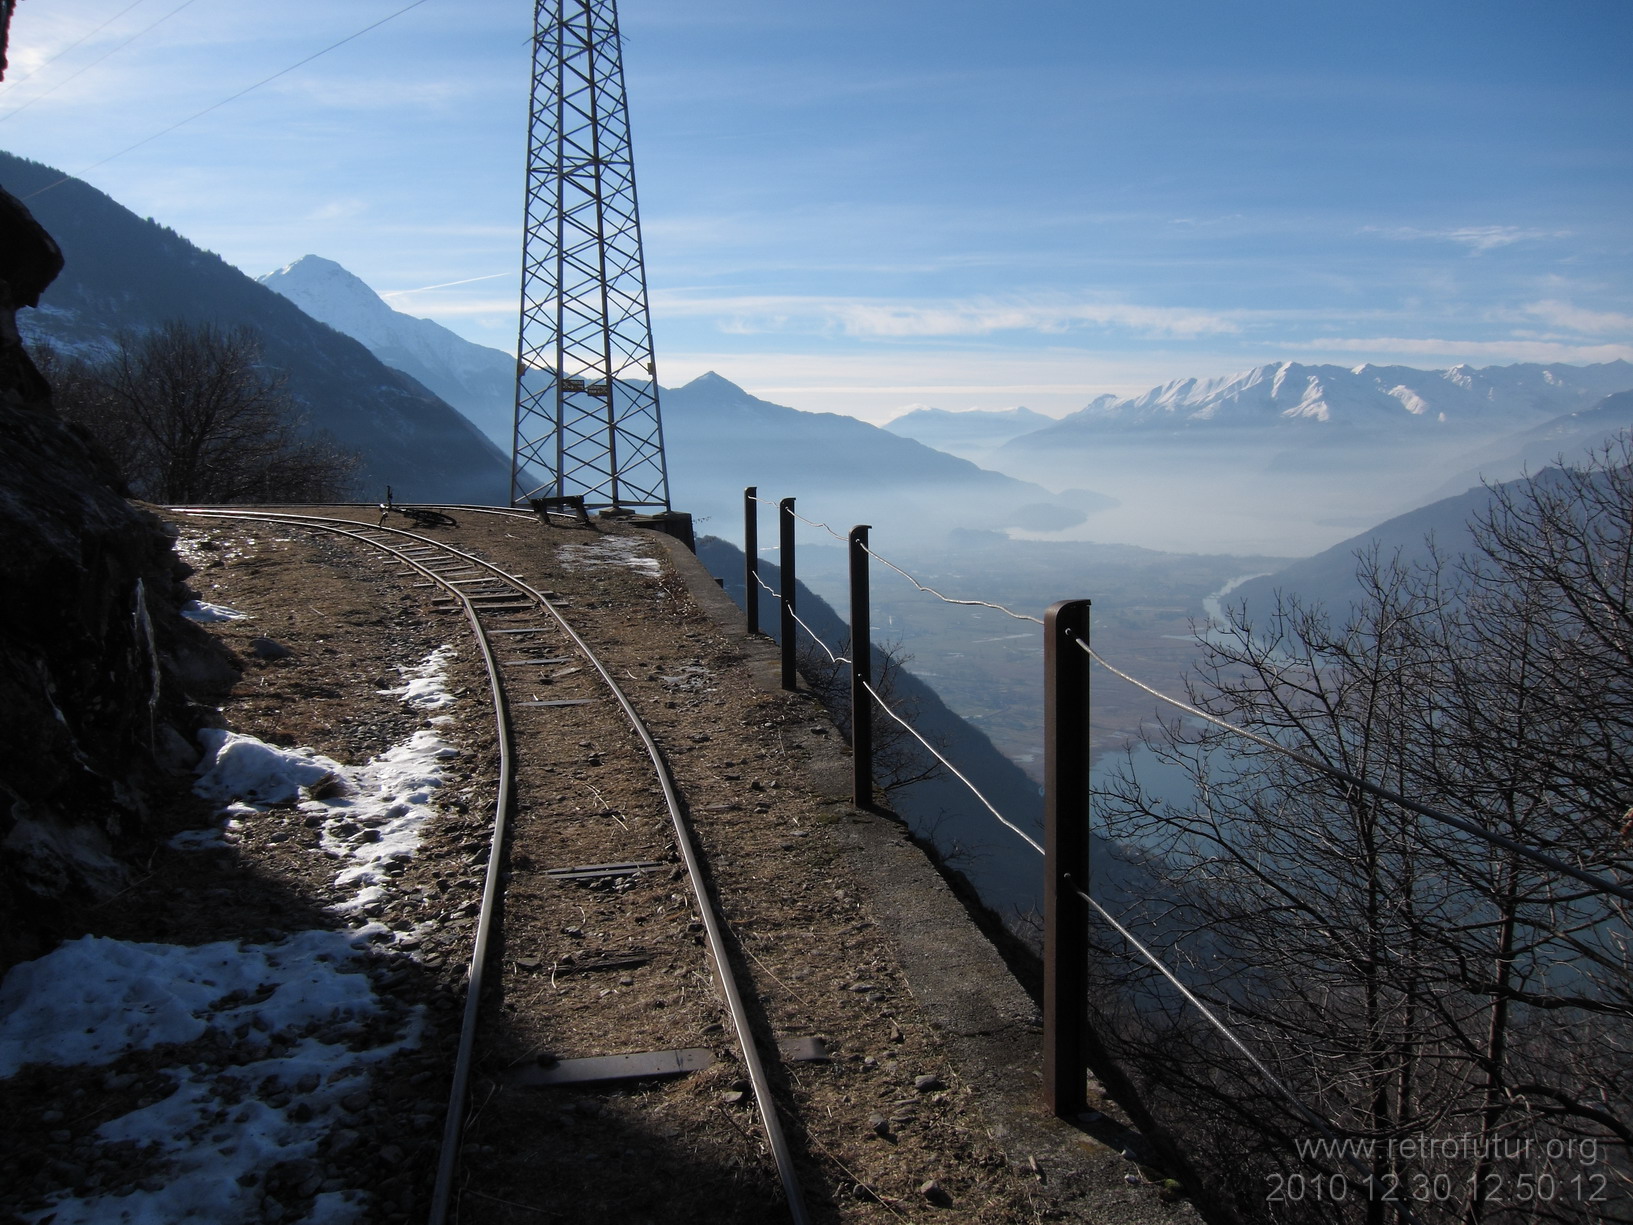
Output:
975,359,1633,555
3,152,512,504
1025,359,1633,436
13,150,1630,923
254,257,1109,546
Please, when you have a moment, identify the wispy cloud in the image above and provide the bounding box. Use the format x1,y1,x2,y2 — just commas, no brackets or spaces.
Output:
651,291,1246,340
305,197,370,222
1364,224,1572,253
1283,336,1633,363
1521,299,1633,336
379,272,511,298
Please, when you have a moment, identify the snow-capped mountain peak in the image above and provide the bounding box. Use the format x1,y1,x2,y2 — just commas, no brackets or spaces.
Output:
259,256,516,448
262,255,401,345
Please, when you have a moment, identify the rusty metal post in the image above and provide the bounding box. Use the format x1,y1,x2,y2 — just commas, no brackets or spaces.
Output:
744,486,759,635
1044,598,1092,1118
779,497,797,690
848,525,873,808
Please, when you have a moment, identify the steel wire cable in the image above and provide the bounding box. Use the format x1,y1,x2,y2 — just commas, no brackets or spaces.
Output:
745,498,846,550
749,494,1043,622
750,570,780,600
1072,635,1633,905
860,544,1044,624
788,508,849,543
787,608,851,666
860,680,1043,855
1063,876,1416,1213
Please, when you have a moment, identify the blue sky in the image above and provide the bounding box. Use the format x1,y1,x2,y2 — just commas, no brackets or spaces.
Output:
2,0,1629,422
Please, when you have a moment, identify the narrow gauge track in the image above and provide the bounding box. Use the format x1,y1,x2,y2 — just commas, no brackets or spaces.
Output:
174,507,811,1225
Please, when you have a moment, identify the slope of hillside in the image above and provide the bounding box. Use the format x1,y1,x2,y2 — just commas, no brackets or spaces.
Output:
2,153,512,504
1423,390,1633,501
260,255,516,450
1225,458,1627,628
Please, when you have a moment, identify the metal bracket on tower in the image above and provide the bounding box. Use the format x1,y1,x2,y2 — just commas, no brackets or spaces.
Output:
512,0,671,513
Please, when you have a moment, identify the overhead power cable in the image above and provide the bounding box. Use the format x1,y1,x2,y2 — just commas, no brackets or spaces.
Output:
22,0,434,200
0,0,199,122
0,0,151,95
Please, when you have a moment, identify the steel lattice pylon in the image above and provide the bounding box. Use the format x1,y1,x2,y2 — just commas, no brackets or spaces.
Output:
511,0,669,511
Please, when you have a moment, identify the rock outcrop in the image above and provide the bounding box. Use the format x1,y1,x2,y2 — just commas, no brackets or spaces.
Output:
0,186,237,968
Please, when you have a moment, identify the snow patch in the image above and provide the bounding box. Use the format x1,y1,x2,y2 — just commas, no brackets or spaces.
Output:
181,600,250,623
188,647,460,913
0,647,461,1221
0,932,415,1225
556,536,661,577
377,643,458,713
194,731,343,807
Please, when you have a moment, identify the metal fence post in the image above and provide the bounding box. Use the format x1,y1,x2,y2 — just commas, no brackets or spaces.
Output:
779,497,797,690
849,525,873,808
744,486,759,635
1043,598,1092,1118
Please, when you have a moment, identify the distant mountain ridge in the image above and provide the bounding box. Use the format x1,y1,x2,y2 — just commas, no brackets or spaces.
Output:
658,372,1101,545
259,256,516,451
884,405,1053,462
1423,389,1633,500
3,153,512,504
1017,359,1633,440
1228,456,1624,628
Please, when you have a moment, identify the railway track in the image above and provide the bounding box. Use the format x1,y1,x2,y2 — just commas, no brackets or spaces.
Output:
173,506,817,1223
152,503,1083,1224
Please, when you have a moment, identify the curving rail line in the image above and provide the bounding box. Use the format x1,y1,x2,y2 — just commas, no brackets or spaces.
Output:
171,507,811,1225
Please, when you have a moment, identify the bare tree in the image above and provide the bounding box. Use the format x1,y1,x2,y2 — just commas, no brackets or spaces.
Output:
1089,436,1632,1224
46,321,359,503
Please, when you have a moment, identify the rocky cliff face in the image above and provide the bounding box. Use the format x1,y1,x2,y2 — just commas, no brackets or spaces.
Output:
0,187,237,968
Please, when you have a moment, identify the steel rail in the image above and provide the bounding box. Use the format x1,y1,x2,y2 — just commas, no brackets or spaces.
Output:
170,507,812,1225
